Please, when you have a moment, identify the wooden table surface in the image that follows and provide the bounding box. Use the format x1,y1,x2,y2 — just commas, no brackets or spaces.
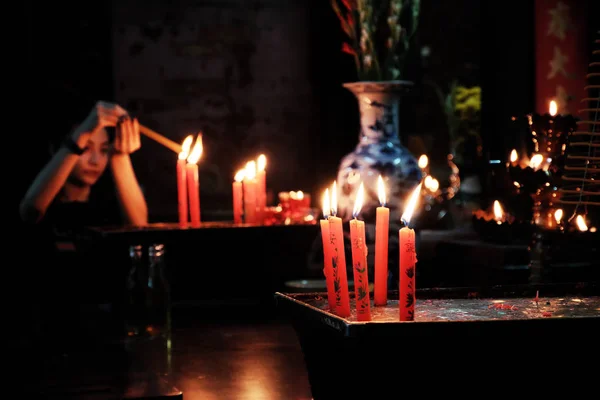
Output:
26,308,313,400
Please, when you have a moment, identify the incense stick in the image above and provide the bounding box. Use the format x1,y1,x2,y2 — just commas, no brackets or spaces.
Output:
139,124,182,153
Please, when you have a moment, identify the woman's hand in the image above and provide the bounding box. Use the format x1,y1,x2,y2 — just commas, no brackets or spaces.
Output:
110,115,148,226
113,116,141,155
72,101,129,148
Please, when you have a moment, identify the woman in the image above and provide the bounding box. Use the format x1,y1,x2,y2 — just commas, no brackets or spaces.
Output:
20,100,147,227
20,101,149,353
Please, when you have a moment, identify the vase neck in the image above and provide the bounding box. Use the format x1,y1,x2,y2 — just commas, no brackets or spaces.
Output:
354,91,401,145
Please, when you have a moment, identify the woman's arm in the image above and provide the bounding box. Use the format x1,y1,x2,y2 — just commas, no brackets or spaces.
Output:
111,154,148,226
19,146,82,223
110,117,148,226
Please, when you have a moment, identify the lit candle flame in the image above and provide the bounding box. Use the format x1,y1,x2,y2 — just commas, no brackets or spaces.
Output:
510,149,518,163
322,188,330,219
493,200,504,224
352,182,365,218
418,154,428,169
424,175,432,188
424,176,439,192
186,135,203,164
401,183,422,226
549,100,557,117
575,215,588,232
245,160,256,180
554,209,563,224
234,169,245,183
179,135,194,160
331,181,337,217
257,154,267,172
529,153,544,170
377,175,386,206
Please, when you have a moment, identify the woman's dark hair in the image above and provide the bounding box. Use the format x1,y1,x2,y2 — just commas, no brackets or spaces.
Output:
48,116,116,155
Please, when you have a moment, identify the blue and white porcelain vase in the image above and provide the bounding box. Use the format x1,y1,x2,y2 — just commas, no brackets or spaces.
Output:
336,80,422,226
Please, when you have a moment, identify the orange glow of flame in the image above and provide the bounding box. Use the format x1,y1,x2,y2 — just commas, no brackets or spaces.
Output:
322,188,330,219
352,182,365,218
418,154,428,169
290,191,304,200
234,169,245,183
377,175,386,206
424,175,432,187
424,176,439,192
549,100,557,117
510,149,518,163
179,135,194,160
493,200,504,224
554,209,563,224
331,181,338,216
575,215,588,232
245,160,256,180
186,135,203,164
401,183,422,225
529,153,544,170
257,154,267,172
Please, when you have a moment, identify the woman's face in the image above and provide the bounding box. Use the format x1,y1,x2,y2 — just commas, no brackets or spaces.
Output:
69,128,111,187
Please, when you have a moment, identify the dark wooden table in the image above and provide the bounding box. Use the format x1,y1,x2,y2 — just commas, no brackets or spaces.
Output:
84,222,322,308
167,318,311,399
27,308,313,399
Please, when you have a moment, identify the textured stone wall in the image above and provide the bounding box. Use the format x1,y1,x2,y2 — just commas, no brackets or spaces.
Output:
112,0,317,220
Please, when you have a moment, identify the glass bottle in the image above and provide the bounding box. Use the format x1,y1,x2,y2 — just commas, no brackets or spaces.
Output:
146,243,171,339
125,244,144,337
124,243,172,378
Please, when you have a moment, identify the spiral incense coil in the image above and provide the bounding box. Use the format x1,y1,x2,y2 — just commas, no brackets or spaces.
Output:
557,34,600,229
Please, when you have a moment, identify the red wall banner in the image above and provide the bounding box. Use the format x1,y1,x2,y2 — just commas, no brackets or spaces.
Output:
534,0,589,115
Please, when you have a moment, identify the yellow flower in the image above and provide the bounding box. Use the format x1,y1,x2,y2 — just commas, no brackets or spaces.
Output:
454,86,481,114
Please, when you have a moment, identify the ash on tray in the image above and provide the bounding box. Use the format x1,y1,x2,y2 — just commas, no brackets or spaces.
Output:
305,296,600,322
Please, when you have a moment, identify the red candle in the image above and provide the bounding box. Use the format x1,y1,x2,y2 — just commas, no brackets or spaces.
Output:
399,183,422,321
328,181,351,318
233,169,245,225
349,183,371,321
374,175,389,306
177,135,194,227
289,191,301,213
319,188,336,313
177,159,188,226
256,154,267,224
243,161,258,224
186,135,203,227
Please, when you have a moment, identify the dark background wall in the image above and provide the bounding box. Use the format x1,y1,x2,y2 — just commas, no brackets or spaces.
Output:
21,0,596,223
